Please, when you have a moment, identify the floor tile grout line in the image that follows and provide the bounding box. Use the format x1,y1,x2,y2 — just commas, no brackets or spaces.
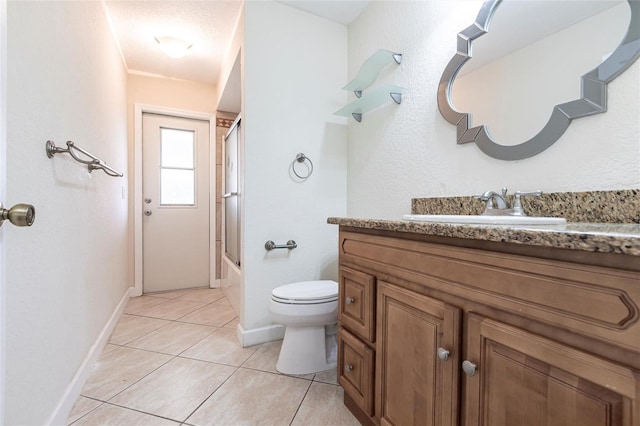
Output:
181,366,241,425
176,353,255,369
289,378,314,426
91,400,184,424
128,300,236,324
237,365,317,382
172,302,228,322
122,322,218,351
172,318,237,328
112,319,176,346
81,352,180,405
66,397,105,426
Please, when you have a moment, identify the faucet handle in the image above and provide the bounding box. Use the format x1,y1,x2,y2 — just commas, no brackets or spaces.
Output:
512,190,543,216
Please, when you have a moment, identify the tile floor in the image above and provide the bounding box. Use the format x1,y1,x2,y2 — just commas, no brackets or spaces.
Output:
67,288,359,426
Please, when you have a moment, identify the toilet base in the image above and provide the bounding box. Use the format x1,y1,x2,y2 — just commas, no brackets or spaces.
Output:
276,324,337,375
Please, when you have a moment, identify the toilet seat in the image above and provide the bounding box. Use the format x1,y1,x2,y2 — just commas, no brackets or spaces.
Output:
271,280,338,305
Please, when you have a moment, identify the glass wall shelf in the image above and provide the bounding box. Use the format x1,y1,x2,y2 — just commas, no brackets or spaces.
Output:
334,85,404,122
343,49,402,97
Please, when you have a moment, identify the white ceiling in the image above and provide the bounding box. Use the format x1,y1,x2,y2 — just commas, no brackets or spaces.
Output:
103,0,369,85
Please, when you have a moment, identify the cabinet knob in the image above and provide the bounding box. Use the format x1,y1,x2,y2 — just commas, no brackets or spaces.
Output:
346,297,355,305
437,347,450,361
462,360,477,376
344,364,353,373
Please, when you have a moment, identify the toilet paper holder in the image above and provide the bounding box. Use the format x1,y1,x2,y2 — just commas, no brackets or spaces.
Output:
265,240,297,251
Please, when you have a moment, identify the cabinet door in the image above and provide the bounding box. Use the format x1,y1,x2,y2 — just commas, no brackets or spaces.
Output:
376,282,461,426
463,314,638,426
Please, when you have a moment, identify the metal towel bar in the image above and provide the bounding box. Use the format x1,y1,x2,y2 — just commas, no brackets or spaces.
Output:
265,240,297,251
46,140,123,177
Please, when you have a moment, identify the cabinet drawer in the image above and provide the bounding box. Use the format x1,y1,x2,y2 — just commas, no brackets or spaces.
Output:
339,267,376,342
338,328,375,417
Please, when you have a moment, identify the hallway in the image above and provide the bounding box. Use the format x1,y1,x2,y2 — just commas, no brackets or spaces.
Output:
66,288,358,425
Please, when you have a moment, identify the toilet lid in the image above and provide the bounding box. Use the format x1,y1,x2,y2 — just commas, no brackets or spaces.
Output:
272,280,338,304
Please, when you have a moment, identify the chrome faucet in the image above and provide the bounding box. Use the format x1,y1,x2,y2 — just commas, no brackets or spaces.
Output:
474,187,510,215
474,188,543,216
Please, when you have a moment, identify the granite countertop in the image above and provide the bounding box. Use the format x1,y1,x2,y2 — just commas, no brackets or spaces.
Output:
327,217,640,257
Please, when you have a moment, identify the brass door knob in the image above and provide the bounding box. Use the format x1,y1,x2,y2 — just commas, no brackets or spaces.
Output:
0,202,35,227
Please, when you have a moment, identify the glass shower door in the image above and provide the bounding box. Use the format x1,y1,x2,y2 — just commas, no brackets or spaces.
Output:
224,117,241,267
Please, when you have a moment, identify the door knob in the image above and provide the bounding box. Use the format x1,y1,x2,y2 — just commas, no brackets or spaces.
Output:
346,297,355,305
0,202,35,227
144,210,152,216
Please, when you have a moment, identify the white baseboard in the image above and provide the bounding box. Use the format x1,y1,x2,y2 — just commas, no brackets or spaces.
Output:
46,287,132,425
237,323,284,348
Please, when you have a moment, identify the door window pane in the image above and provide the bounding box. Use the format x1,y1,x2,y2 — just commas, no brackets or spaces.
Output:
160,127,196,206
160,169,195,205
161,128,194,168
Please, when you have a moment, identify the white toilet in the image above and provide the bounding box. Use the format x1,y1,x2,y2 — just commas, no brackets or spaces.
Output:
268,280,339,375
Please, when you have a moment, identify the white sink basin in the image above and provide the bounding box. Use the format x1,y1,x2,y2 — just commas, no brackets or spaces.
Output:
402,214,567,225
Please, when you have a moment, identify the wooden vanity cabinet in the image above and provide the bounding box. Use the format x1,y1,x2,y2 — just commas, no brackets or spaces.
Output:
336,228,640,426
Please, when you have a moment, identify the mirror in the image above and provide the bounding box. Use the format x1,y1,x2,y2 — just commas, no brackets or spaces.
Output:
437,0,640,161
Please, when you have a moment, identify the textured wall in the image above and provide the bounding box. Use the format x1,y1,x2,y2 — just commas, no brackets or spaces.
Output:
242,1,348,331
5,2,128,423
346,1,640,219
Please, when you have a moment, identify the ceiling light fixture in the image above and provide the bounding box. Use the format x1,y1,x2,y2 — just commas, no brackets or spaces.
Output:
154,36,193,59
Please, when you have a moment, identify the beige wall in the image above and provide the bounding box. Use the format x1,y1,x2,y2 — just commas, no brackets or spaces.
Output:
126,74,218,289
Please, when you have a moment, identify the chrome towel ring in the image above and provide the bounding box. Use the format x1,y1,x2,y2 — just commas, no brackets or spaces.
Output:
292,153,313,180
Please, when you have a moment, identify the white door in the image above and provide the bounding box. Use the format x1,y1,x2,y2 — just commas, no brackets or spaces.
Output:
142,113,210,293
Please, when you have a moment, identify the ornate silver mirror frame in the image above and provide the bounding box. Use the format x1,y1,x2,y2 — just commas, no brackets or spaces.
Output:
437,0,640,161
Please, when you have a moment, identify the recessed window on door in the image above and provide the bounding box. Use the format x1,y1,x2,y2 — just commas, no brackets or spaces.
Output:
160,127,196,206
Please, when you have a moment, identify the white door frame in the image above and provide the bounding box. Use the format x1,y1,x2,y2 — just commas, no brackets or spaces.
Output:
0,0,7,419
133,104,215,297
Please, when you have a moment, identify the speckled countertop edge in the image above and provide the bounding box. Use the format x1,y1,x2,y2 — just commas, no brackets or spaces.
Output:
327,217,640,257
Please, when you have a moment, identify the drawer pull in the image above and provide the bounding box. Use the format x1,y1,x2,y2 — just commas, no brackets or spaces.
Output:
462,360,477,376
345,364,354,373
346,297,355,305
437,347,450,361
